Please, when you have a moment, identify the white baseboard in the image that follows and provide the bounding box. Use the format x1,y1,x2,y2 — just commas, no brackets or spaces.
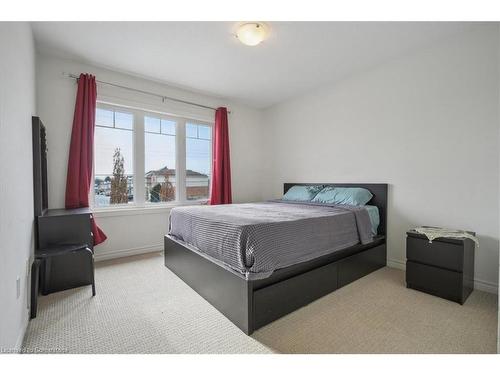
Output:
473,278,499,294
387,258,406,270
95,244,163,262
14,319,28,353
386,258,498,294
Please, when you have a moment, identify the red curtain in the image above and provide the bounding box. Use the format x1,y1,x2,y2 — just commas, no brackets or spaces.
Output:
65,73,107,246
209,107,232,205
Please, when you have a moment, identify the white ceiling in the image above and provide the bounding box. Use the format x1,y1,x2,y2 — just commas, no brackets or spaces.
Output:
32,22,484,108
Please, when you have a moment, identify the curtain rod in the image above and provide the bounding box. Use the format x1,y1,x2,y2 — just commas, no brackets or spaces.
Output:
62,72,230,113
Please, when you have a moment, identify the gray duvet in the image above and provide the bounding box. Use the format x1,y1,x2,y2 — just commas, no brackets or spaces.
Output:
168,200,374,280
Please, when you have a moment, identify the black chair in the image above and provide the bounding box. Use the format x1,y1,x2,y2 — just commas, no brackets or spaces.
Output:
31,244,95,319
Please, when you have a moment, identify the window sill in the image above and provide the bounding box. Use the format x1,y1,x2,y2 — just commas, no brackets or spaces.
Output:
92,200,208,218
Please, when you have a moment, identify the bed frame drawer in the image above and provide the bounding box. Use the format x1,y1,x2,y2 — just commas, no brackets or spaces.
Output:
338,244,386,287
253,261,338,329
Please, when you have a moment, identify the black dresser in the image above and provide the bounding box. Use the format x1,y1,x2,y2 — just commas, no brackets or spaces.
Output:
31,116,95,300
36,208,94,294
406,230,475,304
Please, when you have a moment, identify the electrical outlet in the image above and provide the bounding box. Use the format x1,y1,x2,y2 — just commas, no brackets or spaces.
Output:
16,277,21,299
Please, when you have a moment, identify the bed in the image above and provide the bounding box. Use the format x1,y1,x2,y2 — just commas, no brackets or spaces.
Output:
164,183,388,334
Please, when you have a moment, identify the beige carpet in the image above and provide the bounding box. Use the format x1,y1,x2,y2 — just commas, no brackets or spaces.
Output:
23,252,497,354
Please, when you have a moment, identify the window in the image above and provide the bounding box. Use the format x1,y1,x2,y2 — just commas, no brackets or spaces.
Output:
186,123,211,200
145,117,176,203
94,107,134,208
93,103,213,209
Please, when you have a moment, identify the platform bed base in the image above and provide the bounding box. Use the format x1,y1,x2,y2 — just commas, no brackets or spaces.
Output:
164,236,386,335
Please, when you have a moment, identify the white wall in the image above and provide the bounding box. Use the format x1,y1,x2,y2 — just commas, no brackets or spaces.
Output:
262,25,500,292
0,23,36,351
497,24,500,355
36,53,265,260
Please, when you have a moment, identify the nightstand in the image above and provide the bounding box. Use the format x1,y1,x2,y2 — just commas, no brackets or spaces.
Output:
405,229,475,304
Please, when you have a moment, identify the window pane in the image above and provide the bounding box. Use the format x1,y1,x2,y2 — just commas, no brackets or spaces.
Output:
95,108,113,127
186,136,211,201
161,119,176,135
145,116,161,133
94,126,134,207
186,123,198,138
145,127,176,203
115,111,133,130
198,125,211,140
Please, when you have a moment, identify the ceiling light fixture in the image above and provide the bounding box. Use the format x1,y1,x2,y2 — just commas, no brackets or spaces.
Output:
236,23,268,46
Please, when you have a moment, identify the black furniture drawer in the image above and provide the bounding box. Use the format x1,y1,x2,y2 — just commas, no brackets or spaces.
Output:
41,251,94,294
406,236,464,271
338,244,386,288
253,261,338,329
406,261,463,303
37,210,92,250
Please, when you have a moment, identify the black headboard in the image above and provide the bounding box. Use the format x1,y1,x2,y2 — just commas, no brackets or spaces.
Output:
283,183,388,237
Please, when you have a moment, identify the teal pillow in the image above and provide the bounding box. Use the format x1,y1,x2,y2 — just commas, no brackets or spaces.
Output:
312,186,373,206
283,185,323,201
